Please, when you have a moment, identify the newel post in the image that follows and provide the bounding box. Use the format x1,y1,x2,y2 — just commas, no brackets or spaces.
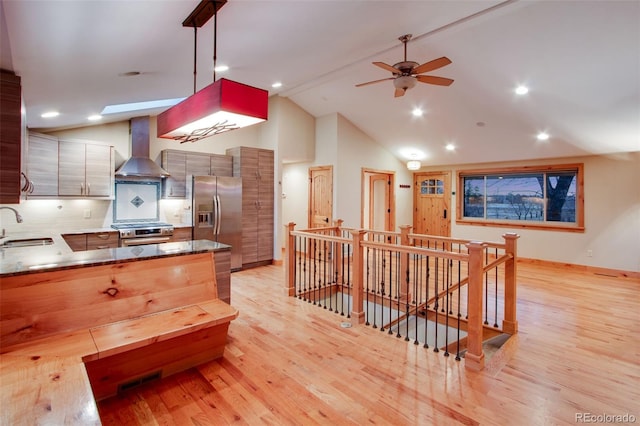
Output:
502,233,520,334
284,222,296,296
465,241,487,371
333,219,345,286
399,225,412,302
350,229,366,325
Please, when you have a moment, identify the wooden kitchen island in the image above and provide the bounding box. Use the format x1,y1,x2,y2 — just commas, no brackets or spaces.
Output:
0,240,238,425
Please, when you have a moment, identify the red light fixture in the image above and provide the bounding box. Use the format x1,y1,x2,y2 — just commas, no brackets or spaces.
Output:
157,0,268,143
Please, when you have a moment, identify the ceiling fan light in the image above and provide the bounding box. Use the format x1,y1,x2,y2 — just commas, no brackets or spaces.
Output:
394,76,417,91
407,160,421,170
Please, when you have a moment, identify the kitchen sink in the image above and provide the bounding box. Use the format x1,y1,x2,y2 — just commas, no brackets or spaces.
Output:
1,237,54,248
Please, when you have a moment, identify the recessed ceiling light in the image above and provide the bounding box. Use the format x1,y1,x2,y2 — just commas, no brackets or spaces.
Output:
515,85,529,95
214,65,229,72
445,143,455,151
412,108,423,117
41,111,59,118
537,131,550,141
88,114,102,121
271,82,282,88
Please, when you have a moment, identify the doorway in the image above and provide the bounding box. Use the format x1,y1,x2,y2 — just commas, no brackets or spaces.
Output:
413,171,451,237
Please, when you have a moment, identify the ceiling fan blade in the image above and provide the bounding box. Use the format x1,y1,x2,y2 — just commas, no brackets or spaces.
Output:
416,75,454,86
412,57,452,75
373,61,399,74
355,77,393,87
394,88,406,98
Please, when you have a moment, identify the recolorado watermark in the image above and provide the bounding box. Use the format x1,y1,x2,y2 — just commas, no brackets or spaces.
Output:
576,413,637,423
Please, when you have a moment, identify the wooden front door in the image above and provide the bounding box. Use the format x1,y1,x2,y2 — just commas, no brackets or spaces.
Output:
413,172,451,237
309,166,333,228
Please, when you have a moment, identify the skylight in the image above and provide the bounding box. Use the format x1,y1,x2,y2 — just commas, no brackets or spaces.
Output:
101,98,185,115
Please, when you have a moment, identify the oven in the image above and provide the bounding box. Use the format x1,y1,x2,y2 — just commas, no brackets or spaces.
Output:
111,223,174,247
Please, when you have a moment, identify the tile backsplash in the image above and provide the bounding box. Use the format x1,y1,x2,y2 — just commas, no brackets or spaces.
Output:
0,198,188,235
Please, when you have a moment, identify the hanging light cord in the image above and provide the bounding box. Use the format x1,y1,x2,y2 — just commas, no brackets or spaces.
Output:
192,26,198,94
213,2,218,82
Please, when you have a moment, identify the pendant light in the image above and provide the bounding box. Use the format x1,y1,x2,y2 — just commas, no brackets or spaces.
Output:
157,0,268,143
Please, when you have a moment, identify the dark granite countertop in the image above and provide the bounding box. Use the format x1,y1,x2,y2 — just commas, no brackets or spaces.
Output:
0,239,230,277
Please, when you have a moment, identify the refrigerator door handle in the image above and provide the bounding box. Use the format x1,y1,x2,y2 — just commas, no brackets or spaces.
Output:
215,195,222,236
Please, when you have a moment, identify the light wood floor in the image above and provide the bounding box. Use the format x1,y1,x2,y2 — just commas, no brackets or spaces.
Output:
98,262,640,425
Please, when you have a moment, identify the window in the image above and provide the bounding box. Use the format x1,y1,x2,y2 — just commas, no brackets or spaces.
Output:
457,164,584,231
420,178,444,195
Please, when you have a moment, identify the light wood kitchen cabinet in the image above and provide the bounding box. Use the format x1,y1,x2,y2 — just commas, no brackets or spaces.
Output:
160,150,186,198
160,150,233,198
0,71,21,204
210,154,233,176
58,141,114,198
25,132,58,197
170,227,193,242
186,152,210,176
62,231,119,251
226,146,274,267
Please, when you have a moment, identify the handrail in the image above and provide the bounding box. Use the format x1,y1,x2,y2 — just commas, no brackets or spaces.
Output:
284,221,519,371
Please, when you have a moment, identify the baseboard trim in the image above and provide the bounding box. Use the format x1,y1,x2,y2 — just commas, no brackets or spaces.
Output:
518,257,639,280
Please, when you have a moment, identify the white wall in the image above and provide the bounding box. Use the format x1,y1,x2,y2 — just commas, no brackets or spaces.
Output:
421,152,640,272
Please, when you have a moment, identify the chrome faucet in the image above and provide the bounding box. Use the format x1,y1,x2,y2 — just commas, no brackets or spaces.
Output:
1,207,23,237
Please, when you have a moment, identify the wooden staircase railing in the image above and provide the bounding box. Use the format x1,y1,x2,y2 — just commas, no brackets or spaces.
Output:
284,221,519,371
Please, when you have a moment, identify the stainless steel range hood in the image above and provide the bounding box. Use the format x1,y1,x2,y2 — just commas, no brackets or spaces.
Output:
115,116,170,178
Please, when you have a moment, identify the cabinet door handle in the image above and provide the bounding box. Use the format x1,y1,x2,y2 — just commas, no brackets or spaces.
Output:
87,183,91,195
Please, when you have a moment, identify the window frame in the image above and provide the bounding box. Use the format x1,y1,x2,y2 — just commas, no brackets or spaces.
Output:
456,163,584,232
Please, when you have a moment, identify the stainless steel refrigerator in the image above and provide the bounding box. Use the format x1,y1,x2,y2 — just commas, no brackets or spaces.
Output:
190,175,243,271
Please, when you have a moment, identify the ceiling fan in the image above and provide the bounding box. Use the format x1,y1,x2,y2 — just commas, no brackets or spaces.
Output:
356,34,453,98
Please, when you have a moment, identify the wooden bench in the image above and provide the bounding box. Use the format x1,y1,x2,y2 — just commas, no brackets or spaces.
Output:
0,251,238,425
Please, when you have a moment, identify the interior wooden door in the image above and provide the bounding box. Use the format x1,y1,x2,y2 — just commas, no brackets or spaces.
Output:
368,173,393,232
413,172,451,237
308,166,333,260
308,166,333,229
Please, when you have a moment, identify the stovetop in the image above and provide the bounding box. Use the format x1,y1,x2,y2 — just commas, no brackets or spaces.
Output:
111,222,174,230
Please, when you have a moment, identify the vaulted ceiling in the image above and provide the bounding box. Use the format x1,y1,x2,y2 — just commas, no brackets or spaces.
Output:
2,0,639,166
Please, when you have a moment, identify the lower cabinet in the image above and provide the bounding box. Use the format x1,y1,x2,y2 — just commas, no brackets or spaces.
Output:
62,232,119,252
170,227,193,242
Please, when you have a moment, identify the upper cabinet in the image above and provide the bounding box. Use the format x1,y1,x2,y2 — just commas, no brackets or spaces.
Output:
160,150,187,198
23,132,114,199
59,140,114,198
25,132,58,197
0,71,22,204
159,149,233,198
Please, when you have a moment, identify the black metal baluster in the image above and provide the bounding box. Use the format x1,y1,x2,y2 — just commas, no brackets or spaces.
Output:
323,240,328,310
455,259,462,361
372,247,378,329
313,240,318,306
444,255,450,357
295,235,301,299
346,242,351,319
388,249,393,336
423,254,430,349
365,246,370,325
433,256,439,353
404,253,410,341
413,253,419,345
